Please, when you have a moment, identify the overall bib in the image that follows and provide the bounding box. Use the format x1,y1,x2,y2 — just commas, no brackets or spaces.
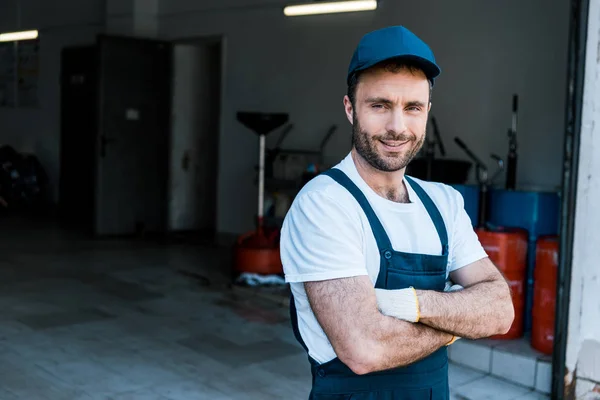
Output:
290,168,450,400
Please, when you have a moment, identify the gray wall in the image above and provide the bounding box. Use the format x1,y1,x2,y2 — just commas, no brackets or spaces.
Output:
0,0,105,203
160,0,570,235
0,0,570,235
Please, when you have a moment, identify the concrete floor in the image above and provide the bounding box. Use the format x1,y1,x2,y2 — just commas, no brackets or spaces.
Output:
0,218,547,399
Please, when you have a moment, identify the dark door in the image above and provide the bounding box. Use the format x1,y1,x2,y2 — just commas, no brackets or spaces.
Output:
95,35,172,236
59,45,97,232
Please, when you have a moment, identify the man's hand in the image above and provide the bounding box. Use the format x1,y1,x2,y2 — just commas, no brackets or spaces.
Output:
415,257,514,339
374,282,464,346
305,276,453,375
373,281,464,323
374,287,420,322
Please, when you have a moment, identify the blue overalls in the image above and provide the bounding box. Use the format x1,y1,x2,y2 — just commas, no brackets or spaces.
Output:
290,168,450,400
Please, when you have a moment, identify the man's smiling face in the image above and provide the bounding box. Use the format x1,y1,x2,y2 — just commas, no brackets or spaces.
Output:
345,64,431,172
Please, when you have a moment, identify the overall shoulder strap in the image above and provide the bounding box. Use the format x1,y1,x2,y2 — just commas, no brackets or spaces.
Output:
404,176,449,255
321,169,393,252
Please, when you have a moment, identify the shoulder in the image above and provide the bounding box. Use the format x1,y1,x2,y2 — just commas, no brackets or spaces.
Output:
280,171,369,283
286,172,363,222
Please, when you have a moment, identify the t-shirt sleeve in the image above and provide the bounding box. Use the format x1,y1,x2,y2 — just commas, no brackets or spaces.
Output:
448,189,489,273
280,190,368,283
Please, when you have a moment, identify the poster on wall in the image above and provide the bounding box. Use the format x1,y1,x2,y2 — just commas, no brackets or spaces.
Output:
0,42,16,107
0,38,39,108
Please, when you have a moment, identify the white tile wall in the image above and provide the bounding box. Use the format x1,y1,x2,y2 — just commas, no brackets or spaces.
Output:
535,360,552,394
492,348,537,388
450,340,492,373
576,340,600,382
575,379,600,399
494,337,545,359
449,337,553,396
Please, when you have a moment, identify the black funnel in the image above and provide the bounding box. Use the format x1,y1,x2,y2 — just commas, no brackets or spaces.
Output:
237,112,289,136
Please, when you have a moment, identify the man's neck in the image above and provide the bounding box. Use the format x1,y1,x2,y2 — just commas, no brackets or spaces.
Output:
351,149,410,203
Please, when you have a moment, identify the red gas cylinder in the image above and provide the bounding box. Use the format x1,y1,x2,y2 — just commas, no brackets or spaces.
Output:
476,228,528,339
531,236,559,355
233,228,283,275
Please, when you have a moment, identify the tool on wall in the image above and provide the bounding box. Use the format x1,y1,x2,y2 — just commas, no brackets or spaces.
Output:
423,117,446,181
268,124,337,173
505,94,519,190
454,137,504,228
406,116,472,184
431,117,446,157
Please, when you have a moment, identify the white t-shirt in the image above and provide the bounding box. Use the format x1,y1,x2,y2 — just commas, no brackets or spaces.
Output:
280,152,488,364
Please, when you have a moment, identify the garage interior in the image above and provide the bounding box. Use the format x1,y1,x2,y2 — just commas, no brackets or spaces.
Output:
0,0,593,399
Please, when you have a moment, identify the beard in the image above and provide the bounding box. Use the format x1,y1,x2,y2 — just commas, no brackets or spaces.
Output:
352,113,425,172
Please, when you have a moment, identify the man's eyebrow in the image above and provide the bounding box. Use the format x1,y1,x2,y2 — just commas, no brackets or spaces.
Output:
405,101,427,108
364,98,427,108
365,97,393,104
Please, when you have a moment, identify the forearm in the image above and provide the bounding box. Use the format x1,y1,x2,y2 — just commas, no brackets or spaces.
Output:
416,278,514,339
306,277,453,375
363,315,453,373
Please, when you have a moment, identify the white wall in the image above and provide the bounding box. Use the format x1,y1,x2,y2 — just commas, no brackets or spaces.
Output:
159,0,571,235
0,0,105,203
566,0,600,396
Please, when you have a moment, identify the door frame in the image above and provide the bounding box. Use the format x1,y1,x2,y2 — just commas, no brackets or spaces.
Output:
552,0,590,398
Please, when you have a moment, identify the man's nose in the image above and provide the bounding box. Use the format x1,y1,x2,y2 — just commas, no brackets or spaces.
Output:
386,109,407,135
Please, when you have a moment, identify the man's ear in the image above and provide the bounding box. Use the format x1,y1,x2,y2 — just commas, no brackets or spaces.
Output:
343,95,354,125
428,102,432,112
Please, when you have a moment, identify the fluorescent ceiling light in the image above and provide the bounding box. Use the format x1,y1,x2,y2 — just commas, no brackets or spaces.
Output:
0,30,38,42
284,0,377,16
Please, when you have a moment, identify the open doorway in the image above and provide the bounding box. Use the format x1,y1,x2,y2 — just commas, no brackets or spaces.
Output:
168,37,223,237
59,35,172,237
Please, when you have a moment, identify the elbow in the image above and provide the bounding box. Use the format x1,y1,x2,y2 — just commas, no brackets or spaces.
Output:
338,340,382,375
345,359,375,376
495,291,516,335
498,302,515,335
470,286,515,339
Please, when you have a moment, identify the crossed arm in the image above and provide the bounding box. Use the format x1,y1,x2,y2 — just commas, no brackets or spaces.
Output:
304,257,514,375
305,276,453,375
416,257,514,339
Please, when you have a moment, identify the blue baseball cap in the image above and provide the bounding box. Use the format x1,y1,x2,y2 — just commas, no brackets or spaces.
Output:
347,25,441,85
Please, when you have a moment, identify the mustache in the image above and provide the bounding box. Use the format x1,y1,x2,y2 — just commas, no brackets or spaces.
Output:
372,132,417,142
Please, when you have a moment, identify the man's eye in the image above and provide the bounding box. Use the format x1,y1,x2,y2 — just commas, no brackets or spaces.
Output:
407,106,421,112
372,104,384,109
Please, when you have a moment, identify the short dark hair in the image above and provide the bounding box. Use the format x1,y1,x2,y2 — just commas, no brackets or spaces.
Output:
347,59,433,108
